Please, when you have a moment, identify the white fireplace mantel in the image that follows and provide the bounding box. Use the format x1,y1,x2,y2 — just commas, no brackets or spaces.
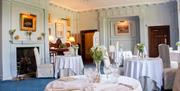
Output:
10,41,45,79
9,40,44,44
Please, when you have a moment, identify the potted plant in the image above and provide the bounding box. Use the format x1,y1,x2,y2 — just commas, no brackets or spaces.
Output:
136,43,145,58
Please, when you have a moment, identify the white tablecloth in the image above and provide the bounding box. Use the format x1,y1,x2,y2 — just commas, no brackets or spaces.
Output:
124,57,163,88
170,50,180,63
55,56,84,78
45,75,142,91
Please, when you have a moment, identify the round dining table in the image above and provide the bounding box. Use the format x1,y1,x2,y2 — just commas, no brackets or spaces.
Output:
55,55,84,78
45,75,142,91
124,57,163,89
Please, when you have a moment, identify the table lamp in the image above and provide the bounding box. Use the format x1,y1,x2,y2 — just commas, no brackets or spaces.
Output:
68,36,75,45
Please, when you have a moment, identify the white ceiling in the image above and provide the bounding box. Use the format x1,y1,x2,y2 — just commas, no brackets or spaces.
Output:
49,0,175,11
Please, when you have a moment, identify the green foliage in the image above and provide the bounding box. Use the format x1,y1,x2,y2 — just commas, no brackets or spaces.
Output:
176,41,180,46
59,44,67,48
90,46,105,63
136,43,144,52
9,29,16,35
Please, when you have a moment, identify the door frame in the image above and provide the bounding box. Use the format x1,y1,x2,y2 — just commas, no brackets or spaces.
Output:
80,30,97,64
148,25,170,57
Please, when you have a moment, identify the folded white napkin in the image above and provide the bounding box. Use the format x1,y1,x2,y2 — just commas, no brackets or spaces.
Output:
52,78,89,90
95,83,132,91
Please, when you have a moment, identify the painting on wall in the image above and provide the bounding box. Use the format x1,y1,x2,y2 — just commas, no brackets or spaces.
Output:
20,13,36,32
115,21,130,35
55,22,65,38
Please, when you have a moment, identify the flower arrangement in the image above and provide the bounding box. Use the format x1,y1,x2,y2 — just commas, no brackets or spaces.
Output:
9,29,16,36
26,31,32,40
59,44,67,48
9,29,16,40
72,44,79,49
176,41,180,46
136,43,144,52
90,46,105,63
41,32,45,38
26,31,32,36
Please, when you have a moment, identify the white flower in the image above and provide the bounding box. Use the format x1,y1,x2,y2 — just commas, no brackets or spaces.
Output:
90,45,106,63
9,29,16,35
176,41,180,46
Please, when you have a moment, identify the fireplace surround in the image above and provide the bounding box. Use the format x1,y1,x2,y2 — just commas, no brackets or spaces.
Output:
10,41,45,79
16,47,39,77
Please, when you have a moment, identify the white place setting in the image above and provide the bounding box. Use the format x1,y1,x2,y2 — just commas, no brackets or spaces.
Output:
45,75,142,91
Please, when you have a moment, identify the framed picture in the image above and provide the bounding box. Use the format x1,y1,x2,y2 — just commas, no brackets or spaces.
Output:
20,13,36,32
114,21,130,35
55,22,65,38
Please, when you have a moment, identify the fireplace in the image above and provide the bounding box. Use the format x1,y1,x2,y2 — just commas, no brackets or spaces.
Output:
16,47,38,77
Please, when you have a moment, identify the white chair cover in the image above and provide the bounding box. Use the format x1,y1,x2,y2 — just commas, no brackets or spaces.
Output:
173,67,180,91
34,47,53,78
103,46,111,68
122,51,132,60
34,48,41,65
93,31,100,46
158,44,178,89
158,44,171,68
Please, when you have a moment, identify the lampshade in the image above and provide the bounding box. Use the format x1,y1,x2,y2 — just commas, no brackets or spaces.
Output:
68,36,75,43
49,35,54,42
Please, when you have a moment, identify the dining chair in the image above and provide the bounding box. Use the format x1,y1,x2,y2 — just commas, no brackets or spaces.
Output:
173,67,180,91
34,47,54,78
122,51,133,65
158,44,178,90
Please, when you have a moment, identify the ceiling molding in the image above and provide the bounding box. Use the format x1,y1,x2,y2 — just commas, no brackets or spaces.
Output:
49,0,176,12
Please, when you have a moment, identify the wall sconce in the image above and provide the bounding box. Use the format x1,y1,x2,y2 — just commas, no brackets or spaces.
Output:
48,28,54,42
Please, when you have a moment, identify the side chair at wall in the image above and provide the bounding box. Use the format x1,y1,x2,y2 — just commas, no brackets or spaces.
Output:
34,47,54,78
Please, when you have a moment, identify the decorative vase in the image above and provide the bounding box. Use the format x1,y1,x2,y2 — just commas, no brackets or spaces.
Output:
74,49,78,56
95,61,101,75
138,51,144,59
94,61,101,83
28,35,31,40
10,35,13,41
178,46,180,52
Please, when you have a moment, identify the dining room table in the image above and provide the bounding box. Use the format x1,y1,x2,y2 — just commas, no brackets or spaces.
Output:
45,75,142,91
124,57,163,89
54,55,84,78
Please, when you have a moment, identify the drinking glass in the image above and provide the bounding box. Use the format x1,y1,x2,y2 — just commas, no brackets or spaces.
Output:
103,66,112,79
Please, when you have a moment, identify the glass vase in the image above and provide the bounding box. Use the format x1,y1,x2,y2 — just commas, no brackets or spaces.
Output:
178,46,180,52
138,51,144,59
94,61,101,83
95,61,101,75
11,35,13,40
74,49,78,56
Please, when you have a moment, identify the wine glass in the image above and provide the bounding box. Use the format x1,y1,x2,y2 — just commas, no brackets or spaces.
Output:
103,66,112,80
84,68,94,83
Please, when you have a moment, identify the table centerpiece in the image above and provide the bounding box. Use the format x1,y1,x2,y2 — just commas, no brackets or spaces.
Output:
136,43,145,58
90,46,106,82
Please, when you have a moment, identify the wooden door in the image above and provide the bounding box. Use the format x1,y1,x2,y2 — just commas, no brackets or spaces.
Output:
81,30,97,64
148,26,170,57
